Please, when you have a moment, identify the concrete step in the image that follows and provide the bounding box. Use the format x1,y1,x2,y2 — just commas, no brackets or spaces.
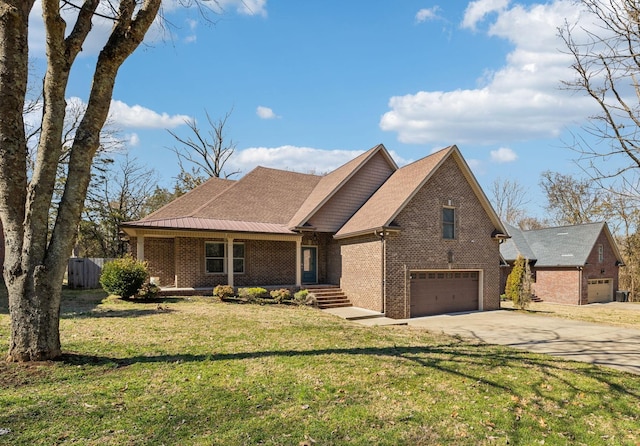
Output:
318,302,353,309
308,286,352,309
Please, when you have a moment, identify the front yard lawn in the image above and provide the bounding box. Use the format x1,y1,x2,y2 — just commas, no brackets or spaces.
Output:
1,289,639,445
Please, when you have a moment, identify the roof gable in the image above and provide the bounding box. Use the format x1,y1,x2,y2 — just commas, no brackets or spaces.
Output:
288,144,397,229
500,222,623,267
335,145,506,239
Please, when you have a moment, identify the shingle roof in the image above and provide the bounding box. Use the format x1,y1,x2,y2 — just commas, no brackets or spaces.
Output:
500,222,621,267
190,167,321,224
334,145,507,239
334,147,453,238
500,224,537,262
141,177,235,221
288,144,397,229
124,167,322,234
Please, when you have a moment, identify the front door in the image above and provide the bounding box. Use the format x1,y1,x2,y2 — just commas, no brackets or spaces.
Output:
302,246,317,284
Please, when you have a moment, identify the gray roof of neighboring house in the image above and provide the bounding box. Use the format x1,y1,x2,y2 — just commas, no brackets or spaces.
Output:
501,221,617,267
500,224,537,262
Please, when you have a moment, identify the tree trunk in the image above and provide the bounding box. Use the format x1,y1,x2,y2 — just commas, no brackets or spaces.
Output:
1,0,161,362
6,267,63,361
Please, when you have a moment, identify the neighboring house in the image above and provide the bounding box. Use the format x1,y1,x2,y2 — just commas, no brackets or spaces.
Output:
122,144,508,318
500,222,624,305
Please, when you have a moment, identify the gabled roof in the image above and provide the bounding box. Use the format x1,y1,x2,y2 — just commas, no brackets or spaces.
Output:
123,167,321,235
500,222,623,267
141,177,235,221
335,145,507,239
288,144,397,229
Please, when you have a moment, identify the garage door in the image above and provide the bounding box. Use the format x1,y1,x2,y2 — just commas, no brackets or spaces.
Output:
587,278,613,303
410,271,479,317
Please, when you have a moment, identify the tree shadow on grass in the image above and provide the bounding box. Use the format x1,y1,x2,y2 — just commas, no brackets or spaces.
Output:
63,307,176,319
60,343,640,399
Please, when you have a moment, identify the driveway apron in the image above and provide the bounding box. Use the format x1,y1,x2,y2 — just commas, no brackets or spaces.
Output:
407,310,640,375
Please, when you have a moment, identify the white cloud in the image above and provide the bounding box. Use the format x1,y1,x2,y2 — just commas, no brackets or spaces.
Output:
229,146,363,174
416,7,441,23
227,146,414,174
381,0,597,146
490,147,517,163
201,0,267,17
462,0,510,30
127,133,141,147
108,100,190,129
28,0,267,58
256,106,279,119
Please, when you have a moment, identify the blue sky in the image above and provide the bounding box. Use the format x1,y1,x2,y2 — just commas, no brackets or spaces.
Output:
28,0,612,217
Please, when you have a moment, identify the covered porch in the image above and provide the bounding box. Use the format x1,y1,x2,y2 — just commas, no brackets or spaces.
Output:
122,226,306,289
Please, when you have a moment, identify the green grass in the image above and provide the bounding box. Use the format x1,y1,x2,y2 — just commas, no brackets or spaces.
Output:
1,288,639,445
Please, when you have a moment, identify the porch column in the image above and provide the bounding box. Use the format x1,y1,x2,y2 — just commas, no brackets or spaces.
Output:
136,235,144,261
227,237,234,288
295,238,302,287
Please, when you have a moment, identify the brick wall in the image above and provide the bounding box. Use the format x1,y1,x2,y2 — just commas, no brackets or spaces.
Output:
384,156,501,319
145,238,175,286
169,237,297,288
533,268,581,304
582,229,620,304
340,234,384,312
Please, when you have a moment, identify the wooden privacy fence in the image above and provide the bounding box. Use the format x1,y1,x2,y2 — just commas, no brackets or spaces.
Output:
67,258,114,289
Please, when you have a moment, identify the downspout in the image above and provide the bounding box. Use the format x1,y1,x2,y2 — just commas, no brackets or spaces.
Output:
404,264,408,318
578,266,583,305
377,230,386,314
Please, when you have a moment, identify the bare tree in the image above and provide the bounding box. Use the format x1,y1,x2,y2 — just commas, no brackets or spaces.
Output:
0,0,163,361
517,216,548,231
540,171,610,225
490,177,531,225
167,109,240,191
560,0,640,185
78,156,158,258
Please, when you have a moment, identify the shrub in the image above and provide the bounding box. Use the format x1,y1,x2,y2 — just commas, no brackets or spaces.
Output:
100,256,148,299
238,287,268,303
213,285,235,301
136,282,160,300
505,255,532,310
293,289,314,306
270,288,291,303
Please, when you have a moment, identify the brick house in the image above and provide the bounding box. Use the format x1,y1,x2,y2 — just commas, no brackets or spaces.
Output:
500,222,624,305
122,144,508,318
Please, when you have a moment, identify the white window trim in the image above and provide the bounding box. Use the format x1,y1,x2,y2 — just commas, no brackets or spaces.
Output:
205,241,245,275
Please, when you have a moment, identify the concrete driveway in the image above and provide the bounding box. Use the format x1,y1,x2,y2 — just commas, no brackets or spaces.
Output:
407,310,640,375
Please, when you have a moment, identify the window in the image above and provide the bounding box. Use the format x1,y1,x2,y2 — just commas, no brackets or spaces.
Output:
443,207,455,239
598,244,604,263
205,242,245,274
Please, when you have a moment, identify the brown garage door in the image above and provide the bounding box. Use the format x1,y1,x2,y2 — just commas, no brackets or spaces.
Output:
410,271,479,317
